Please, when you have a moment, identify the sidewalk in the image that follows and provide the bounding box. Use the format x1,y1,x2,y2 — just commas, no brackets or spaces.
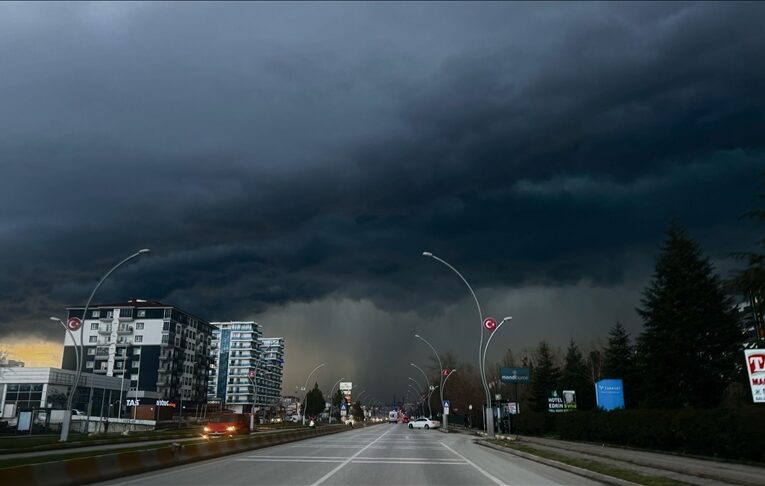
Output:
512,436,765,486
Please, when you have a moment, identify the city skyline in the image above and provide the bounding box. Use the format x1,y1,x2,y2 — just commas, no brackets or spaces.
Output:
1,2,764,400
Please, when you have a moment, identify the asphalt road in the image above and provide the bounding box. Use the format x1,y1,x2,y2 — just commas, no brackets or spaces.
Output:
98,424,602,486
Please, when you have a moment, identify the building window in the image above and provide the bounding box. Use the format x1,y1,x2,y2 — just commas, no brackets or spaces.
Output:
115,361,124,369
133,348,141,355
120,308,133,318
164,308,172,319
131,374,138,381
92,310,100,318
89,336,97,343
86,361,94,368
132,361,139,368
163,321,170,331
175,337,180,347
176,324,181,334
136,322,144,330
161,334,169,344
87,348,96,355
90,323,98,330
137,310,146,318
134,335,143,343
106,311,113,318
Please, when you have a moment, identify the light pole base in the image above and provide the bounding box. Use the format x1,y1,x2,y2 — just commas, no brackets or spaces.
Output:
485,405,495,439
443,413,449,431
59,411,72,442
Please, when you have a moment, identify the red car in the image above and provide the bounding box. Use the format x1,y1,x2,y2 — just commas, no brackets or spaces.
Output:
203,413,251,438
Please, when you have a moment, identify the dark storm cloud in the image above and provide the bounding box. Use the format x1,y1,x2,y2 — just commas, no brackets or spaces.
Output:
1,2,764,397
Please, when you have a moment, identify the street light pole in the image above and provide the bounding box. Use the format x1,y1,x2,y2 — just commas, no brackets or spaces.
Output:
410,363,432,418
328,377,344,424
59,248,150,442
414,334,444,414
482,316,513,388
301,363,325,426
423,251,501,437
441,368,457,430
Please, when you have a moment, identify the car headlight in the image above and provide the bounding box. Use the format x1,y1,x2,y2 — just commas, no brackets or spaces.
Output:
226,426,236,432
203,426,210,432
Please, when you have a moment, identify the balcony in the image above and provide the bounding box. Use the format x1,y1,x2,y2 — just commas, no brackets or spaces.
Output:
117,325,133,334
98,325,112,334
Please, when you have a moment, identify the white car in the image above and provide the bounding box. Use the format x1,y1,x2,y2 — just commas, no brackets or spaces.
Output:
408,417,441,429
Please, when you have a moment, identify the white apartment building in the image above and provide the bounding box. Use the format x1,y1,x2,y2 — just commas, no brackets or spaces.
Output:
207,322,284,414
63,300,213,408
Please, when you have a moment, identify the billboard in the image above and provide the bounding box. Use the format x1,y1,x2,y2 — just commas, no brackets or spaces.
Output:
547,390,576,412
500,367,530,384
595,379,625,410
339,382,353,391
744,349,765,403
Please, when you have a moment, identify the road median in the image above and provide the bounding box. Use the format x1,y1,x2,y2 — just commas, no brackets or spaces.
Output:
0,422,382,485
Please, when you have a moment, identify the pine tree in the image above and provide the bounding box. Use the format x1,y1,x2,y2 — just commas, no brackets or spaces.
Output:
529,341,561,412
562,339,594,410
304,383,325,418
603,322,634,380
637,223,742,408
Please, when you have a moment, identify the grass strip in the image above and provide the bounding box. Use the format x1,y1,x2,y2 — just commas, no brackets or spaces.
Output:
488,440,688,486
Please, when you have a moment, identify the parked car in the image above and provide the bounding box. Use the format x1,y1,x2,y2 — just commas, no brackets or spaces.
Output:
408,417,440,429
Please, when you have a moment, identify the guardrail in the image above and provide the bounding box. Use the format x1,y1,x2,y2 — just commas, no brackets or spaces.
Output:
0,422,381,485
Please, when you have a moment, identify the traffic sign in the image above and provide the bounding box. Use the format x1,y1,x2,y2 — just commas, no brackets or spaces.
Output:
442,369,449,377
340,403,347,411
442,400,450,415
67,317,82,331
483,317,497,331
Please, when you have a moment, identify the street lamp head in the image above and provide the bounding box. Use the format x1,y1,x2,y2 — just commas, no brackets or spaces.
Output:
422,251,433,257
414,334,420,338
138,248,151,254
49,316,60,321
504,316,513,321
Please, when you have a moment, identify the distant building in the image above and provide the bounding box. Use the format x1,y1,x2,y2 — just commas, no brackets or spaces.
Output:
62,300,214,410
0,358,25,368
207,322,284,415
0,367,127,419
208,321,262,414
258,337,285,411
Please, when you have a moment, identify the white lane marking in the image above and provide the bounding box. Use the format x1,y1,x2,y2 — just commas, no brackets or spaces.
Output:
309,427,393,486
245,455,462,461
352,460,469,465
108,457,229,485
236,458,343,463
441,441,507,486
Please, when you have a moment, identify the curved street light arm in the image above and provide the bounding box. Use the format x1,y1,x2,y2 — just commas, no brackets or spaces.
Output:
442,369,457,396
410,363,430,387
408,377,423,394
481,317,512,385
414,334,445,408
301,363,326,425
422,252,490,423
62,249,149,442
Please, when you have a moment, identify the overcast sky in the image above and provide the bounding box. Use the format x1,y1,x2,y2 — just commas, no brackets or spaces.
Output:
1,2,763,402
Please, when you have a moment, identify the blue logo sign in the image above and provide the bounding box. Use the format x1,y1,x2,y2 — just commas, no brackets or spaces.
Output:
500,367,530,384
442,400,450,408
595,379,625,411
340,403,347,411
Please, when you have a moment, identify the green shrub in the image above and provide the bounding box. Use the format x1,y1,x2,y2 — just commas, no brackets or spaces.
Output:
513,407,765,461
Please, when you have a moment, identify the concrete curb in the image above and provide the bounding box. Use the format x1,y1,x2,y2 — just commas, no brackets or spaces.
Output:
0,422,382,485
476,440,639,486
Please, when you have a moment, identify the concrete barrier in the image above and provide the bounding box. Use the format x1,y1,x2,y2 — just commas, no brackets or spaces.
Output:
0,422,382,485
